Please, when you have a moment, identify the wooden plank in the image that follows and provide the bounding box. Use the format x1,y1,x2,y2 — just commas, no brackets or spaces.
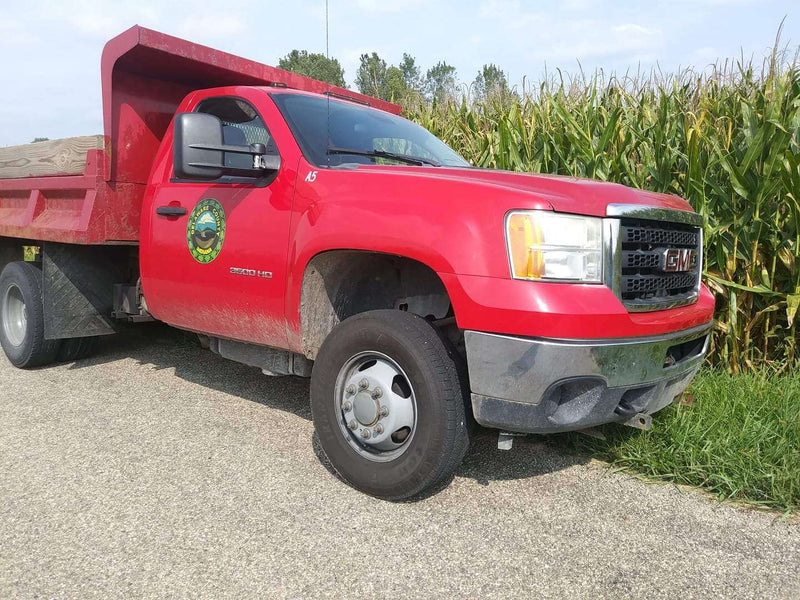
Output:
0,135,104,179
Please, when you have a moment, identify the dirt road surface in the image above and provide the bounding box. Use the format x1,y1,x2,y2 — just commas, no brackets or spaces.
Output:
2,325,798,598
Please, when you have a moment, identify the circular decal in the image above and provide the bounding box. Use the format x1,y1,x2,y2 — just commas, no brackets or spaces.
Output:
186,198,226,263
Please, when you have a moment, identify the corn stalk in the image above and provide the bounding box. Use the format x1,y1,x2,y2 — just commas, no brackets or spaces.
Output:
406,49,800,372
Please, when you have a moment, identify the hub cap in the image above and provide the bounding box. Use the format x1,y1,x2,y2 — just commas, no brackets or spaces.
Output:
353,391,380,426
335,351,417,462
2,283,27,347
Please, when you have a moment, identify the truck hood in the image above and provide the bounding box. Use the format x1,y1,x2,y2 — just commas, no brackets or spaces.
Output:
354,165,694,217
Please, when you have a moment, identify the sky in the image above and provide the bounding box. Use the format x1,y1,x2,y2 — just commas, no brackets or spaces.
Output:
0,0,797,146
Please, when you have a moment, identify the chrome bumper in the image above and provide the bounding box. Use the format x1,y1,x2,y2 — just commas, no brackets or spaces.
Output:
465,323,711,433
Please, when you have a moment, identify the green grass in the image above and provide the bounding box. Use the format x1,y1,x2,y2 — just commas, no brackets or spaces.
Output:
556,370,800,512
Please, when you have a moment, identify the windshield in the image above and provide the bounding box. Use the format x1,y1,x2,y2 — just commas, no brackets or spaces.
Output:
269,92,470,168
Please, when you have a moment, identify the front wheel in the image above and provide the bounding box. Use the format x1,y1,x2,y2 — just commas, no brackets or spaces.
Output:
311,310,470,500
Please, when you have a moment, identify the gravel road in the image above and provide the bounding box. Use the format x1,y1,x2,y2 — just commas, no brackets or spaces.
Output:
1,324,798,599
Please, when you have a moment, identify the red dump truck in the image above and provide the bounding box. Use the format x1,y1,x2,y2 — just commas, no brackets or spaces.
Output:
0,26,714,499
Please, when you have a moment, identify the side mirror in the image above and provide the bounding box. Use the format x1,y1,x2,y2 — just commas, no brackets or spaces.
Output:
173,113,281,180
173,113,224,180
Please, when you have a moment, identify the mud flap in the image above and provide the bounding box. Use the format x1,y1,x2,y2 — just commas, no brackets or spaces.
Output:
42,243,128,340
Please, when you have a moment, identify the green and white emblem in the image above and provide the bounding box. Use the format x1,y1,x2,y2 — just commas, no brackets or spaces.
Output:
187,198,226,263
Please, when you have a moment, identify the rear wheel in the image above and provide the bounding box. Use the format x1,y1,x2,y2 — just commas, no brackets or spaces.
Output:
57,336,99,362
0,261,60,368
311,310,470,500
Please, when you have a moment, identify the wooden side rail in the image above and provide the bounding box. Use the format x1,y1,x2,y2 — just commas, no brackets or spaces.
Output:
0,136,105,179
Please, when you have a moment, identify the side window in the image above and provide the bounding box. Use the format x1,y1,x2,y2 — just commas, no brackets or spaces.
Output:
196,97,278,170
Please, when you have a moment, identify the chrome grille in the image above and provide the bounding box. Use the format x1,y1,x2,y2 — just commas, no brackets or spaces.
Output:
605,205,703,313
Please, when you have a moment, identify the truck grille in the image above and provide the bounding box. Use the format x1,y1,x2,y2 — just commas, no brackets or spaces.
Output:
617,218,702,311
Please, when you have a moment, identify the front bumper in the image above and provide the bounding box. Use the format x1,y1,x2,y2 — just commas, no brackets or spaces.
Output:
465,323,711,434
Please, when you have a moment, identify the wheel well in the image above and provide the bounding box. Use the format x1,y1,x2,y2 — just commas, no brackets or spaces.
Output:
299,251,454,359
0,238,29,275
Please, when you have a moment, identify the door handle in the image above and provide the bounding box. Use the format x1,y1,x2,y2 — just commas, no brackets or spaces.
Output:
156,206,187,217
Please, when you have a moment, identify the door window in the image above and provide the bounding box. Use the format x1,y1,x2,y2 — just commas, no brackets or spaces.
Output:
195,97,278,171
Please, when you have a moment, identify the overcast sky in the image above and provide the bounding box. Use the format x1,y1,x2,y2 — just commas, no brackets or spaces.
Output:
0,0,797,146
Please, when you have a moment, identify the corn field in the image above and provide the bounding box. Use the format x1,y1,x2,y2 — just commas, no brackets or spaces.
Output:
406,46,800,373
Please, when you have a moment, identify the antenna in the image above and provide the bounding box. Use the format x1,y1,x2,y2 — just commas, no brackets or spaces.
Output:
325,0,331,167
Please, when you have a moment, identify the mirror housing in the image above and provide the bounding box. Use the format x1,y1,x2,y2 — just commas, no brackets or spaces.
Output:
173,113,280,180
173,113,224,180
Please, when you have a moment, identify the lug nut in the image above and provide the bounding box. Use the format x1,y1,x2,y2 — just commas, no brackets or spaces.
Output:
375,424,384,434
371,387,383,399
342,401,352,412
359,378,369,389
346,384,356,395
379,406,389,417
361,429,371,439
348,420,358,430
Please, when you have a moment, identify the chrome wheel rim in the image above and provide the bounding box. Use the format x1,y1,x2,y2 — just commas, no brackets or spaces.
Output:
2,283,27,347
334,351,418,463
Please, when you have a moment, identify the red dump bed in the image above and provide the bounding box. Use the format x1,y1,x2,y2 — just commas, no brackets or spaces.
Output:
0,26,401,245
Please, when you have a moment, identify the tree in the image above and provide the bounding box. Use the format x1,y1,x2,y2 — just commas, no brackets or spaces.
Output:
425,62,457,103
278,50,346,87
355,52,446,103
355,52,388,99
361,53,425,102
473,63,512,102
385,66,408,102
399,54,424,96
31,137,49,143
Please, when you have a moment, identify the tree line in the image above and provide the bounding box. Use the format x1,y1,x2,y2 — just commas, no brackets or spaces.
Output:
277,49,514,104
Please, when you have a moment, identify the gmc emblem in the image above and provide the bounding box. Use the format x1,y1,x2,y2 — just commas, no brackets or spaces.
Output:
661,248,697,272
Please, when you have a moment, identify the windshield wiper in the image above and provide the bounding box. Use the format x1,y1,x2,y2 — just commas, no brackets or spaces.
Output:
327,147,441,167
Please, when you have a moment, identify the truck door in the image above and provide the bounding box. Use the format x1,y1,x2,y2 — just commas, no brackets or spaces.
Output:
142,96,293,348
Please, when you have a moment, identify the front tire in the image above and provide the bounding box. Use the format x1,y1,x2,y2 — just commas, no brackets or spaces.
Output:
0,261,60,368
311,310,470,500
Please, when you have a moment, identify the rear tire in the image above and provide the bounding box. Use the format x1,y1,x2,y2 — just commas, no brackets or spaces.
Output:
57,336,99,362
311,310,471,500
0,261,60,368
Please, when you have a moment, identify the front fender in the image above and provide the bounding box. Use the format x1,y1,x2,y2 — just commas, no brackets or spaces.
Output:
283,163,538,350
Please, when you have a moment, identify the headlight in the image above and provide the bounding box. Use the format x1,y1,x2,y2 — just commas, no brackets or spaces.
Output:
505,210,603,282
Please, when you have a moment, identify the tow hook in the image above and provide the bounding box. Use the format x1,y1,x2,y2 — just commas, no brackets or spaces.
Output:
621,412,652,430
497,431,526,450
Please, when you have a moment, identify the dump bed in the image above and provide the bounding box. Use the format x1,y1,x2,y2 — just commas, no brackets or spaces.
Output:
0,26,401,245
